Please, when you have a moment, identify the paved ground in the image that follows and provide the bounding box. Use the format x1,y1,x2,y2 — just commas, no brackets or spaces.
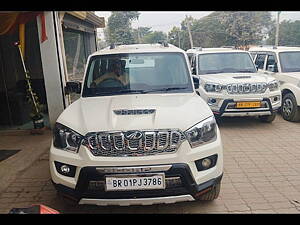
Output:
1,115,300,214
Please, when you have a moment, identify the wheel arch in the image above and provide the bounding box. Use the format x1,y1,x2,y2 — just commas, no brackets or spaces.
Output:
282,87,300,106
282,88,294,97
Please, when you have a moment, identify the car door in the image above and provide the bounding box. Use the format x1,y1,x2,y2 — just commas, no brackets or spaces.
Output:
263,53,279,77
254,52,267,73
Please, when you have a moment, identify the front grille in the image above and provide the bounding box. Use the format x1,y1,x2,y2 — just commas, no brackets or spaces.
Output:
226,82,267,94
83,129,186,157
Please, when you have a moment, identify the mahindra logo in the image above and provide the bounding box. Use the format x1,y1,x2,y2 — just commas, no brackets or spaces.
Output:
124,131,143,140
114,109,156,115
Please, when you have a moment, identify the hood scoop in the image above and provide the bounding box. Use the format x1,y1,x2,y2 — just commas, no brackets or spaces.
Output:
233,76,252,79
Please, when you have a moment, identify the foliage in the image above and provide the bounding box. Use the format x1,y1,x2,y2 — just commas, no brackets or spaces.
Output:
168,11,273,50
142,31,167,44
132,26,152,43
105,11,140,45
217,11,272,46
266,20,300,46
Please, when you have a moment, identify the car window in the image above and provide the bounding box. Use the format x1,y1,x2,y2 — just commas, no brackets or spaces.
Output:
198,52,257,75
279,51,300,72
254,54,266,69
82,52,193,97
266,54,276,69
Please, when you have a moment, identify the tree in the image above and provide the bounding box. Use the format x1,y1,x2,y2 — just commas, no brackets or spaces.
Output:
142,31,167,44
168,26,183,48
267,20,300,46
132,26,152,43
169,11,273,50
218,11,273,47
168,16,195,50
190,12,234,48
105,11,140,45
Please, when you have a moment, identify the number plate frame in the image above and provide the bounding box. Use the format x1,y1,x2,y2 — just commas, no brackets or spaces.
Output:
104,173,165,191
236,101,261,108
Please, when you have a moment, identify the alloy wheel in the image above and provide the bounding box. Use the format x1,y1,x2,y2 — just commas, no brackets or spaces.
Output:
282,98,293,117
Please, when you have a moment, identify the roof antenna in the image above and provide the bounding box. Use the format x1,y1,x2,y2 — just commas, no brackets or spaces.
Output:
158,40,169,47
109,43,116,49
109,42,123,49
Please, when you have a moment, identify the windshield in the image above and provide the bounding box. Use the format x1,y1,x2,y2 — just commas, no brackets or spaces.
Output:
279,51,300,72
198,52,257,75
82,52,193,97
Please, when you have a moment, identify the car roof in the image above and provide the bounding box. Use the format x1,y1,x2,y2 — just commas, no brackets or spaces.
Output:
187,47,248,54
91,43,186,56
249,46,300,53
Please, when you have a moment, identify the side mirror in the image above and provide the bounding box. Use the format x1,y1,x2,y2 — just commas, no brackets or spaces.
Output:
267,63,278,72
65,81,82,94
192,75,200,89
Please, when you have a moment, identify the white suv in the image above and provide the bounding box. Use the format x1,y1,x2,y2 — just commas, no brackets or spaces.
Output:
249,46,300,122
187,47,281,122
50,43,223,206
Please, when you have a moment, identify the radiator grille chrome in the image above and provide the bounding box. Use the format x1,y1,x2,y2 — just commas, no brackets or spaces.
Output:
83,130,186,157
226,82,267,94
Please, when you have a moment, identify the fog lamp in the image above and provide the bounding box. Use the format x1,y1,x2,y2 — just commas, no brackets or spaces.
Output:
201,158,212,168
61,165,70,174
54,161,76,177
195,154,218,171
207,98,217,105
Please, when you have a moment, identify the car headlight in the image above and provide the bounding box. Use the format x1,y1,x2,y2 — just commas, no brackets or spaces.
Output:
204,83,222,92
53,123,83,153
185,116,217,148
268,80,280,92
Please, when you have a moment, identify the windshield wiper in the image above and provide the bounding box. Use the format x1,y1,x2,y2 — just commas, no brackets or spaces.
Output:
145,87,189,93
91,89,148,96
235,69,256,73
116,89,149,94
200,70,223,74
90,87,189,96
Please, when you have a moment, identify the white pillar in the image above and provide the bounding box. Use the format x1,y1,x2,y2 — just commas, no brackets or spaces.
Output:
36,11,68,128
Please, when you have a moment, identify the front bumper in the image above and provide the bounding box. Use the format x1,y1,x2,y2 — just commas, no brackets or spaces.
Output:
211,98,281,117
50,125,223,205
52,164,223,205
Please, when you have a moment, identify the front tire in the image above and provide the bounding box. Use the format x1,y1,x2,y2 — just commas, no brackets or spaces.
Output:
281,93,300,122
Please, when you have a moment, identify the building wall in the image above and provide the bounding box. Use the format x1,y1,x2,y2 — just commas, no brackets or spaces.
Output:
36,11,100,128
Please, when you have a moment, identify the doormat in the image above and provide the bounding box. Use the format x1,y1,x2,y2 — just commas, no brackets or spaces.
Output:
0,150,21,162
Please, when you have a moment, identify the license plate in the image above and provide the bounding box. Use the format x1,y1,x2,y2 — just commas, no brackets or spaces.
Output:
105,173,165,191
236,101,261,108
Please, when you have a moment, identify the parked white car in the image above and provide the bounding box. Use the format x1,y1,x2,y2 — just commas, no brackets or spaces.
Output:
186,47,281,122
249,46,300,122
49,43,223,206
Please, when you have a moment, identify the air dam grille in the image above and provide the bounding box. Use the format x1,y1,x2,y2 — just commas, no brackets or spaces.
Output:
83,130,186,157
